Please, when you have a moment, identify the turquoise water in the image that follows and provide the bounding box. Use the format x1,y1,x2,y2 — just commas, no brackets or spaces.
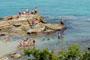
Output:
0,0,90,55
0,0,90,17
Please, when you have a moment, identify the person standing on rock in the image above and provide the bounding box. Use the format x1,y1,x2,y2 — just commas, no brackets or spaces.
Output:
60,18,64,25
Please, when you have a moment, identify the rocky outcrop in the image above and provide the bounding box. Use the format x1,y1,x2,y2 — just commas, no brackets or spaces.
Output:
0,13,65,34
27,23,65,33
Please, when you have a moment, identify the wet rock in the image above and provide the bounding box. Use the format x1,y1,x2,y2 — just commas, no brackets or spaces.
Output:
10,52,21,58
0,56,9,60
27,23,65,33
45,23,65,30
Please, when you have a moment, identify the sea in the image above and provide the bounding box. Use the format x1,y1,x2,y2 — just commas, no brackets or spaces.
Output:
0,0,90,56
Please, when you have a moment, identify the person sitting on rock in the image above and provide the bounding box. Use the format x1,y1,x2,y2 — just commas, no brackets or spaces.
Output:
31,19,39,28
31,22,35,29
31,7,38,14
19,12,22,16
60,18,64,25
34,7,38,14
25,9,30,15
35,18,40,24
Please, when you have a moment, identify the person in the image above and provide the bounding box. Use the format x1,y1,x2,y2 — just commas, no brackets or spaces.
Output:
31,7,38,14
24,38,28,48
34,7,38,14
25,9,30,15
31,9,35,14
33,40,35,46
58,33,61,39
18,40,23,49
19,12,22,16
24,40,26,48
60,18,64,25
23,11,26,14
31,22,35,29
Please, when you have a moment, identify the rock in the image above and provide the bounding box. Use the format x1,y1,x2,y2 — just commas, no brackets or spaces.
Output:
27,23,45,33
0,13,66,34
0,32,7,36
12,15,19,19
4,16,13,20
0,21,11,32
45,23,65,30
10,27,27,35
0,55,3,59
44,29,54,33
10,52,21,58
0,21,10,27
0,56,9,60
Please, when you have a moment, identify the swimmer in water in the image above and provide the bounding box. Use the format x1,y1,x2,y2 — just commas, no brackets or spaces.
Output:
24,39,28,48
33,40,36,48
57,32,62,39
18,40,23,49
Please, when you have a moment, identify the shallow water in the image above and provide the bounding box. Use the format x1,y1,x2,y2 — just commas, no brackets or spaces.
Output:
0,0,90,56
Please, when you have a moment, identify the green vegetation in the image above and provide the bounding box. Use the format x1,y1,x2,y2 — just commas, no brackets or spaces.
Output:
24,45,90,60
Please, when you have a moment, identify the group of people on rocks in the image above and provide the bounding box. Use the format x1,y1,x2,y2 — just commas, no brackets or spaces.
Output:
18,38,36,49
19,7,38,15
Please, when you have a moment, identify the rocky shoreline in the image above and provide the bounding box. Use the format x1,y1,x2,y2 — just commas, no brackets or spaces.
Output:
0,10,66,60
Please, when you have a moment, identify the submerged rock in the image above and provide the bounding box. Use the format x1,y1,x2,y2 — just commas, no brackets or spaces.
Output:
10,52,21,58
0,56,9,60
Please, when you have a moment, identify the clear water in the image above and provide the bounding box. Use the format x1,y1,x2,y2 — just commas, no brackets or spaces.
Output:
0,0,90,56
